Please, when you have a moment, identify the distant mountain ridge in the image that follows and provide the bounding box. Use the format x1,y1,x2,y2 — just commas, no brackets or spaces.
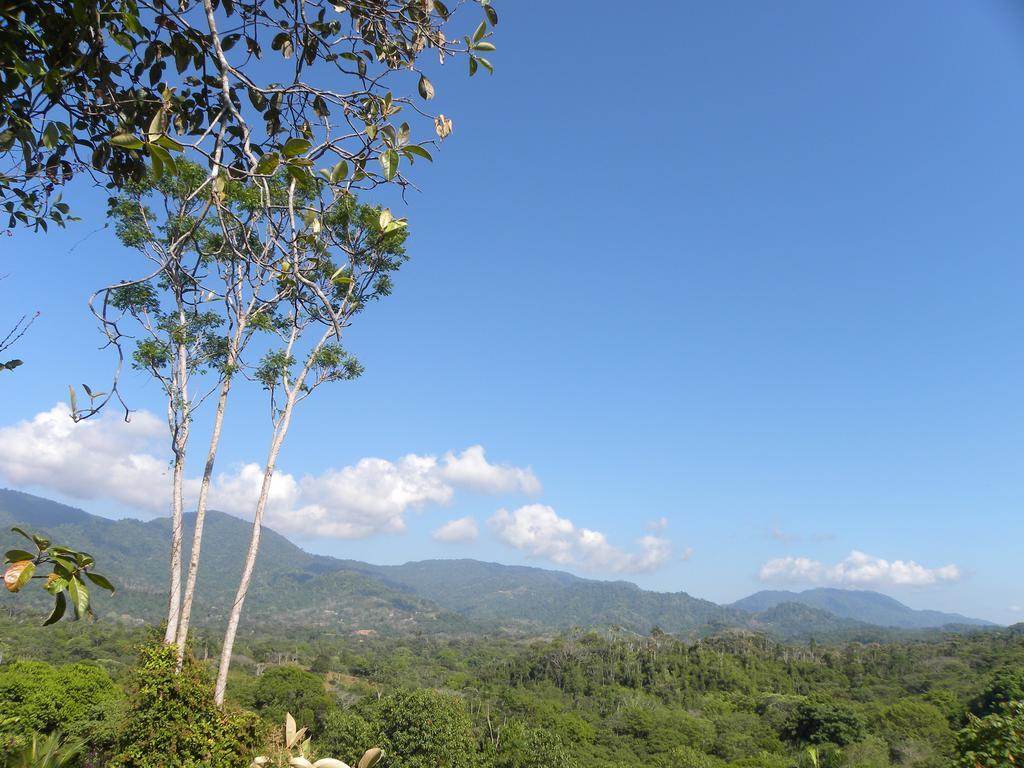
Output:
342,558,740,633
0,489,995,637
730,588,993,629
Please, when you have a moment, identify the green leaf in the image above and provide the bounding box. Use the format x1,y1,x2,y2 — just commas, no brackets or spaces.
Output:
45,574,68,595
473,41,496,51
329,160,349,183
154,135,184,152
255,152,281,175
476,56,493,74
75,551,95,568
4,549,34,563
68,385,78,415
43,592,66,626
147,143,177,177
67,576,90,619
147,108,164,142
148,150,164,180
484,3,498,26
110,133,144,150
469,56,478,76
41,123,59,149
418,74,435,101
285,164,310,183
404,145,432,162
473,20,487,42
85,572,115,592
283,138,312,158
380,149,399,180
11,527,34,544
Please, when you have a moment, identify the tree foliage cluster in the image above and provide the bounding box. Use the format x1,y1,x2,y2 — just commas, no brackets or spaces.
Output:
1,0,497,230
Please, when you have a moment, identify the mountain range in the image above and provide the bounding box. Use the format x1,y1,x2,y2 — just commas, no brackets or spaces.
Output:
730,588,987,629
0,489,994,639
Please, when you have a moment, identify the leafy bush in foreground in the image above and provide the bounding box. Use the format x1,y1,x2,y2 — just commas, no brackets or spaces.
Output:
108,643,262,768
956,700,1024,768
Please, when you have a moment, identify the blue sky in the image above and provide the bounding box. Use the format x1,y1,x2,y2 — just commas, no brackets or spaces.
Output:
2,0,1023,622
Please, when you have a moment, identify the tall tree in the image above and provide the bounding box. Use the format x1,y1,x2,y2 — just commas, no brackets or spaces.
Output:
105,164,225,644
57,0,498,691
104,161,295,651
212,184,410,705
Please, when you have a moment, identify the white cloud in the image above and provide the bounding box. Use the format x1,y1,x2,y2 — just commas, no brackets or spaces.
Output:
0,404,171,511
286,455,453,538
646,516,669,532
491,505,576,564
489,504,675,573
759,550,961,587
201,462,301,521
440,446,541,495
0,406,539,540
433,516,479,543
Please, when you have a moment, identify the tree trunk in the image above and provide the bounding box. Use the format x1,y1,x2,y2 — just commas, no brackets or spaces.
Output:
163,309,191,645
163,420,188,644
212,402,294,705
174,374,232,666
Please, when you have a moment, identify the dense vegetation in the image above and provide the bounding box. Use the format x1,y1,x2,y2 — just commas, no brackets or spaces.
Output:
2,614,1024,767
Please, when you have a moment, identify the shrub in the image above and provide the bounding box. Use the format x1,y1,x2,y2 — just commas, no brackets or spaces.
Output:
108,643,263,768
956,700,1024,768
317,708,376,766
373,689,477,768
0,660,122,764
251,665,335,733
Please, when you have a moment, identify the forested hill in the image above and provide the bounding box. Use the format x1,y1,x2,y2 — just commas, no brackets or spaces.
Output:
0,489,994,638
342,558,739,632
732,588,993,629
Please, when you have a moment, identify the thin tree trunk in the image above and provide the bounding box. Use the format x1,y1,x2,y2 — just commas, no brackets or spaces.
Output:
163,307,191,645
174,373,232,666
213,326,329,705
212,405,293,705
